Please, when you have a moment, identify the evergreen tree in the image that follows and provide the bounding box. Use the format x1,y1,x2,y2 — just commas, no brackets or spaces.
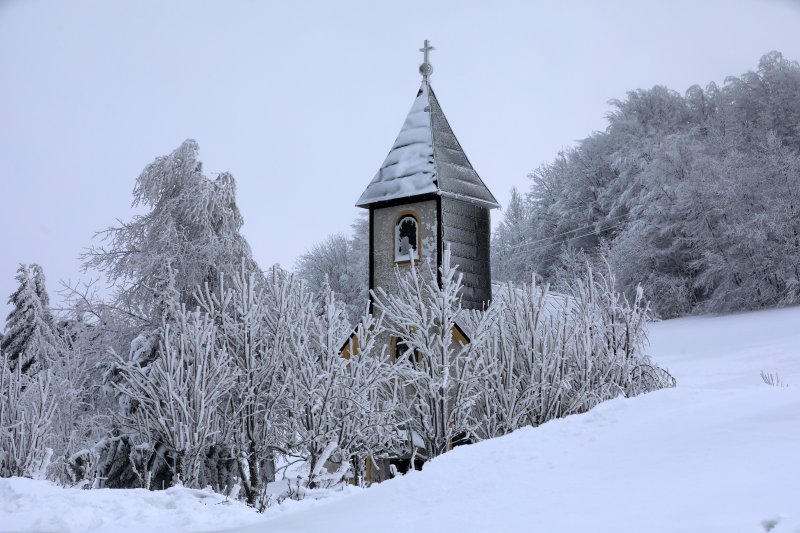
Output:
1,264,60,374
491,187,532,284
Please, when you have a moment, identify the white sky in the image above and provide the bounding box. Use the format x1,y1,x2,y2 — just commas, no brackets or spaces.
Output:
2,0,800,316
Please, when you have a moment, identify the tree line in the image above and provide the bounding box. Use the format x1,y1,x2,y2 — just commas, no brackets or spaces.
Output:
492,51,800,317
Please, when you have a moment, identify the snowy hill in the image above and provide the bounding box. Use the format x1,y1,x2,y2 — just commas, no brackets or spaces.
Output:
2,308,799,532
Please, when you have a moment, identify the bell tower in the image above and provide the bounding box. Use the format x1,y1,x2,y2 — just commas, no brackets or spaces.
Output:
356,41,499,310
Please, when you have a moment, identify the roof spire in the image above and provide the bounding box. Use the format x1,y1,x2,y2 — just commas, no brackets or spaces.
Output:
419,39,434,80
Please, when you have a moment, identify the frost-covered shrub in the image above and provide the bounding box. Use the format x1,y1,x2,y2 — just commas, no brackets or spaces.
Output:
195,266,291,503
472,265,674,441
279,270,399,490
111,308,237,488
97,264,400,499
0,358,57,478
373,247,497,460
373,251,672,460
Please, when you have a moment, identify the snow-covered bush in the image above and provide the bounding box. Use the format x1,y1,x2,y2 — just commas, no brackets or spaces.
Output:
50,309,113,486
195,266,290,503
0,357,57,478
472,265,674,440
280,271,398,490
111,307,237,488
373,247,498,460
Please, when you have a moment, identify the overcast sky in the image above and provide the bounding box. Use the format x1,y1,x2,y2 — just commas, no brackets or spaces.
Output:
2,0,800,316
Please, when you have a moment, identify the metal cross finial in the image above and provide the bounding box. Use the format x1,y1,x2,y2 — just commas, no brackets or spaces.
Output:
419,39,434,80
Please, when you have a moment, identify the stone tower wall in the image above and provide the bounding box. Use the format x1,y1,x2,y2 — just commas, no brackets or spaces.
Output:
371,198,439,298
441,197,492,310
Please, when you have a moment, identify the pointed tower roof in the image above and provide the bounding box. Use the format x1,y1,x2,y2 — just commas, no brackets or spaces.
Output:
356,45,499,209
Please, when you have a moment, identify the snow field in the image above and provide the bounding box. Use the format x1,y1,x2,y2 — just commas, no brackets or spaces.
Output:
2,306,799,532
0,479,260,532
234,307,800,533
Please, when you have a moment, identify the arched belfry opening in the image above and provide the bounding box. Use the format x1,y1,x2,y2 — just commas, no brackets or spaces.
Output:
395,213,419,263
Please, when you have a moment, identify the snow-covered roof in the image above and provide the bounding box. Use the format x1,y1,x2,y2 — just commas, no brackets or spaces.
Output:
356,80,500,209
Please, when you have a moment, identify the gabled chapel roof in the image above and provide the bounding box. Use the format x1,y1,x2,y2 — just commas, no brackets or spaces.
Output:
356,56,499,209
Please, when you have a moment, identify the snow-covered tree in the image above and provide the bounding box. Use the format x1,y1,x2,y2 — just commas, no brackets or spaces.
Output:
50,311,112,486
295,213,369,322
373,247,497,460
695,133,800,311
0,355,57,478
492,51,800,317
282,277,398,489
195,266,290,504
83,139,258,322
1,264,60,374
79,140,261,488
111,307,237,488
332,310,401,486
491,187,533,284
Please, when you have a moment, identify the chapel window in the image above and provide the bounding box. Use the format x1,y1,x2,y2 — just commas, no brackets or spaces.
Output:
393,338,420,367
395,214,419,262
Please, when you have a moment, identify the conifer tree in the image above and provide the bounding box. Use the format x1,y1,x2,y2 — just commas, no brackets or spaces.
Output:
1,264,60,374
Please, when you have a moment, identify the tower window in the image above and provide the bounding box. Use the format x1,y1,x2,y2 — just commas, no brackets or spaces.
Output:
395,214,419,262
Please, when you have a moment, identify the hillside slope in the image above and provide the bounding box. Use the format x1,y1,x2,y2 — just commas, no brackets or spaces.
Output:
1,308,798,532
234,307,800,533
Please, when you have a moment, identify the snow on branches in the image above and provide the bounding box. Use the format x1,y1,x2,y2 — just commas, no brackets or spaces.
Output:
1,264,60,375
111,307,236,488
472,267,675,441
0,357,57,478
373,246,498,459
83,139,257,318
372,249,674,464
273,269,398,490
1,138,675,502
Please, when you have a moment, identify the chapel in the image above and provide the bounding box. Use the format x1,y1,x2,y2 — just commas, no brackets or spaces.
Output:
344,42,500,481
356,41,499,310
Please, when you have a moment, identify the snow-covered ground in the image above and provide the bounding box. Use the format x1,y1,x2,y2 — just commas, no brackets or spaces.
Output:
2,308,799,532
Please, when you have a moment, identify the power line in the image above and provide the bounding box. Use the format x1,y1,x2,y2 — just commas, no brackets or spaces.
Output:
508,214,628,252
521,219,628,256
